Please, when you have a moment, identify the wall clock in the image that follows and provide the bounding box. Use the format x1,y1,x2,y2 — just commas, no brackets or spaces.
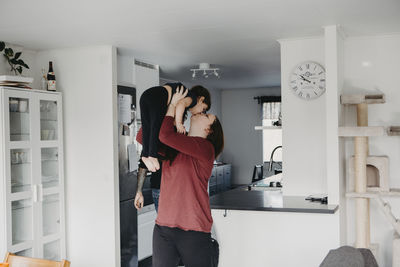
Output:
289,61,326,100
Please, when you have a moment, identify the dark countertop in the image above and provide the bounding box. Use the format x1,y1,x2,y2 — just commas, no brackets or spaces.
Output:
210,178,338,214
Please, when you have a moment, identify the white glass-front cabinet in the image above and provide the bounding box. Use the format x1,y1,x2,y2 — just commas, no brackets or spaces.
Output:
0,87,65,261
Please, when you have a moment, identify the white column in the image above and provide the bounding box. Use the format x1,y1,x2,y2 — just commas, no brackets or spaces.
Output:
324,25,346,244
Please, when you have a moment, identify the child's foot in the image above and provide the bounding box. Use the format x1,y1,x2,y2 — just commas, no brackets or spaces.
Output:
149,157,160,171
142,157,156,172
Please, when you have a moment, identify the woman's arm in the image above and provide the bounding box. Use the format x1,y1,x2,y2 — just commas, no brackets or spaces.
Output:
160,86,214,161
159,116,214,161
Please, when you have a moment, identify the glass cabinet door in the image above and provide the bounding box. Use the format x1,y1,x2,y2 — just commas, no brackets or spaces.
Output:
10,148,32,193
42,193,61,237
8,97,31,141
11,198,33,245
41,193,61,261
40,100,58,141
43,239,61,261
41,147,59,188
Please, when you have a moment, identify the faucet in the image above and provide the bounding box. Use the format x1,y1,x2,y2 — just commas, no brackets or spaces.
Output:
268,146,282,172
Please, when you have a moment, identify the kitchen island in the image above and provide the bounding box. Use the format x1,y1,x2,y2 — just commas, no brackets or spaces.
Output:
210,176,340,267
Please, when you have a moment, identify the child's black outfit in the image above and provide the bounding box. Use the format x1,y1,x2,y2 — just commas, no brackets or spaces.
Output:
139,82,187,158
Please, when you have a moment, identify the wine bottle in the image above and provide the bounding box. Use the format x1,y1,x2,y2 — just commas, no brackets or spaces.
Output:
47,61,56,91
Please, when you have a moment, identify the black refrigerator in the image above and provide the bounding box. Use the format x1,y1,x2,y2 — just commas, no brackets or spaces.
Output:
118,85,138,267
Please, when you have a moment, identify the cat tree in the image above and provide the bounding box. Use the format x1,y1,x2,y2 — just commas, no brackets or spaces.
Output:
339,90,400,266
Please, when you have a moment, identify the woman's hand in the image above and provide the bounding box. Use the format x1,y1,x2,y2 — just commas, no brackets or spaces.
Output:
170,85,188,107
134,192,144,210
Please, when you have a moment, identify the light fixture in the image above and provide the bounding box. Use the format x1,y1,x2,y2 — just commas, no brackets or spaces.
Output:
190,63,220,79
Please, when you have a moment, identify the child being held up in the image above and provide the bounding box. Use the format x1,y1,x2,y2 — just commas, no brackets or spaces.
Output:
139,82,211,172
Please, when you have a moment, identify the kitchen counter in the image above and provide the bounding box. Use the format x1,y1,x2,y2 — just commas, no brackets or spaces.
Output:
210,176,338,214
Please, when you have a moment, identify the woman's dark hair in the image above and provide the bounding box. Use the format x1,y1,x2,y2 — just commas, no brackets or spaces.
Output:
164,116,224,164
207,116,224,159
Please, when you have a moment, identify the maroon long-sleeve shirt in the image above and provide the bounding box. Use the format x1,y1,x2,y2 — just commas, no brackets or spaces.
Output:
137,116,215,233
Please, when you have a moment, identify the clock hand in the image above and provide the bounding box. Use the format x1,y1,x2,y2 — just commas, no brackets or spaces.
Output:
299,75,311,83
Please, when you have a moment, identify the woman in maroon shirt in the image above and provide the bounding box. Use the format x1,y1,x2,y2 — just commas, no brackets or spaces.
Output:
152,87,224,267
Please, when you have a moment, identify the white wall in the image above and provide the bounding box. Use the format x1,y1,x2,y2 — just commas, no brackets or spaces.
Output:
279,37,327,196
35,46,120,267
343,34,400,267
221,87,280,185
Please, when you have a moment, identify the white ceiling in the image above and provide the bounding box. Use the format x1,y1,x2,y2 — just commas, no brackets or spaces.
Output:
1,0,399,89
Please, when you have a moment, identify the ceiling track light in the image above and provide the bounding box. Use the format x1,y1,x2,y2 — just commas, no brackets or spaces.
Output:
190,63,220,79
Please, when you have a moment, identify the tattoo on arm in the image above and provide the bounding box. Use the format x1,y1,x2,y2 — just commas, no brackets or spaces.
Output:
136,167,147,193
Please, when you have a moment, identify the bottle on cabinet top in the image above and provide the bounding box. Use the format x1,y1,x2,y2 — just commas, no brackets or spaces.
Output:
47,61,56,91
41,68,47,91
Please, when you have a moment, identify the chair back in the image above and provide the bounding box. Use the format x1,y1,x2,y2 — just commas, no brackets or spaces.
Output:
3,252,70,267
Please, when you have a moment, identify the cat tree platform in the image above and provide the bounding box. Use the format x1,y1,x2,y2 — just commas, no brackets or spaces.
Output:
338,126,385,137
348,156,389,192
388,126,400,136
340,90,385,105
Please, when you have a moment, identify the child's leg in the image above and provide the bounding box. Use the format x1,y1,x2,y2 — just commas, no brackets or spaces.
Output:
139,86,168,171
140,92,151,158
147,104,165,171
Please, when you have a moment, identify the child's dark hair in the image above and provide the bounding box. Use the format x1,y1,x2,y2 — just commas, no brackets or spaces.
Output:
190,85,211,111
182,85,212,123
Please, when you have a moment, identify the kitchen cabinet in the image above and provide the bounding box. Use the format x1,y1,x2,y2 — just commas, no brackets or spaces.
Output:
138,206,157,261
209,164,231,196
135,61,159,119
0,87,66,261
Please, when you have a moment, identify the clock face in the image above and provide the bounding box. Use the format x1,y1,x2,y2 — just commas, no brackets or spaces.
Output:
289,61,326,100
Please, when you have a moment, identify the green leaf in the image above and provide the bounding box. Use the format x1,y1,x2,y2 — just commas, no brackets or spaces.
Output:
17,59,29,69
5,48,13,57
0,42,5,52
14,52,21,59
17,66,23,74
10,58,18,65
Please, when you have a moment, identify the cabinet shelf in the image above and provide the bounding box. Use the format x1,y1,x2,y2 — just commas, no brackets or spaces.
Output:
11,162,31,166
254,126,282,130
10,111,29,114
11,183,31,193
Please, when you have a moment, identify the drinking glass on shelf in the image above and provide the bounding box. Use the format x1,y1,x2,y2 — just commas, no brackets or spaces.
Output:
46,102,51,112
18,100,28,113
11,152,18,164
41,130,50,140
19,152,27,164
9,99,19,112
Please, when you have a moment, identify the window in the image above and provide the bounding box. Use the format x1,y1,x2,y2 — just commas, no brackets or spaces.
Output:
262,102,282,163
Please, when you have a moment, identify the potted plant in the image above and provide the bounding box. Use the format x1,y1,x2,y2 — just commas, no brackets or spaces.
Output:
0,41,30,75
